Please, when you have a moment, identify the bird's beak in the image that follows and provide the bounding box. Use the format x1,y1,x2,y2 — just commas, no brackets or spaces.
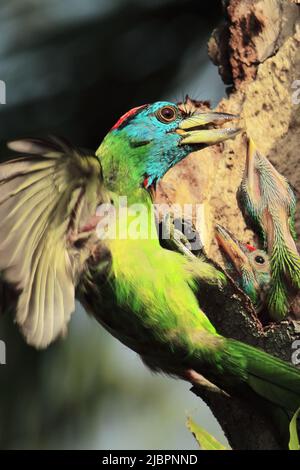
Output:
177,112,241,145
244,137,259,193
215,224,251,275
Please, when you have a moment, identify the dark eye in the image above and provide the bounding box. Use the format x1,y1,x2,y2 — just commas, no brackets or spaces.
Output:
255,255,265,264
155,105,178,123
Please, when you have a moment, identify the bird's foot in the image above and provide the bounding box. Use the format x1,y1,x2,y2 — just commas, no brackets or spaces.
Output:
159,213,203,258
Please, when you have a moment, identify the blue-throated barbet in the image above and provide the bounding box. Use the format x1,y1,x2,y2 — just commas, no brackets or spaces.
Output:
216,224,271,311
238,138,300,321
0,103,299,447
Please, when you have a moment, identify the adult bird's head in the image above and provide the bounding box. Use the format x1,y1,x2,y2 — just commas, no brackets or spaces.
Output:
97,101,239,198
216,224,271,310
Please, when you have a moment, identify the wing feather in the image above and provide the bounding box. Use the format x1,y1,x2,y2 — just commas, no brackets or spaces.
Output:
0,137,106,347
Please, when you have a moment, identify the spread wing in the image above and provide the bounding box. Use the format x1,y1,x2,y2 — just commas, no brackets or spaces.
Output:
0,137,106,347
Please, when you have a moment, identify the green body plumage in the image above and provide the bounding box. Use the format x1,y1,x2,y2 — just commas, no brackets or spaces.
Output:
78,186,300,446
238,139,300,320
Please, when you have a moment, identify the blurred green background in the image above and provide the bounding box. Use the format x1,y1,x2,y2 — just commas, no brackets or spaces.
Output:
0,0,228,449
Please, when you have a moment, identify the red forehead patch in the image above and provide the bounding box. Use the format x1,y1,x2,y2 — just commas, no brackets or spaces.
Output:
246,243,256,252
111,104,148,131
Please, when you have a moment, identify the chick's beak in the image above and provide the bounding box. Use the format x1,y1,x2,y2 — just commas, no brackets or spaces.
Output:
215,224,250,275
177,112,240,145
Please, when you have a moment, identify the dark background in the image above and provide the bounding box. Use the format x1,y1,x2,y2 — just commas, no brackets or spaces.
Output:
0,0,227,449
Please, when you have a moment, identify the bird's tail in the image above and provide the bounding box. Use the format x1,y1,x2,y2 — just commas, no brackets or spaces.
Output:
225,339,300,446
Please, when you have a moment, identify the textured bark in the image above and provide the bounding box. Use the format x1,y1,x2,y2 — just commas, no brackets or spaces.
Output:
156,0,300,449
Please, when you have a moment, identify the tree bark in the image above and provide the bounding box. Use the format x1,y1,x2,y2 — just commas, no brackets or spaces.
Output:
156,0,300,449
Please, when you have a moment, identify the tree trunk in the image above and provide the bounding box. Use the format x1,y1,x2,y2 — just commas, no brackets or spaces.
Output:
156,0,300,449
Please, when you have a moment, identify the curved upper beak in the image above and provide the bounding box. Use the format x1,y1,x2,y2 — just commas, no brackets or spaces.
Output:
177,112,241,145
215,224,250,275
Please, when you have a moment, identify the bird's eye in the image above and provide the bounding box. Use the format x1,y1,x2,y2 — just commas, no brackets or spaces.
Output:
255,255,265,264
155,106,178,123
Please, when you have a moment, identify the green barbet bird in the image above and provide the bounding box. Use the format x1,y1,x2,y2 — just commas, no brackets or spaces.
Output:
0,102,300,447
216,224,271,311
238,138,300,320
